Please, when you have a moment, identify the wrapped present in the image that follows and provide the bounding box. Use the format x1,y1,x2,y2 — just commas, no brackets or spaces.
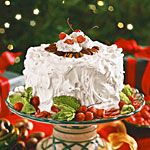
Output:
115,39,150,97
0,72,24,117
0,51,23,117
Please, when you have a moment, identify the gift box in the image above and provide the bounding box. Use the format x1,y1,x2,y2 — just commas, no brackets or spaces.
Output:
0,51,23,117
115,39,150,97
0,71,24,117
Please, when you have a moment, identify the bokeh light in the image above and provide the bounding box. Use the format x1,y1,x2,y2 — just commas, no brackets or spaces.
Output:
4,22,10,28
117,22,124,28
33,8,40,15
15,14,22,20
30,20,36,26
127,24,133,30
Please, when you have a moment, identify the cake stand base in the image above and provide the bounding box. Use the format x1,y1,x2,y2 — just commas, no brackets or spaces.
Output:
36,125,112,150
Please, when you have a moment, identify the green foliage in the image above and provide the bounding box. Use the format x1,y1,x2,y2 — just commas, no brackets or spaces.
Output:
53,95,81,111
0,0,149,73
52,95,80,121
119,92,131,104
9,87,36,114
122,84,133,97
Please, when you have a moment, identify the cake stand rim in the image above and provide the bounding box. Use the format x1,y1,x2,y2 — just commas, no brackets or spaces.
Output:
5,92,145,126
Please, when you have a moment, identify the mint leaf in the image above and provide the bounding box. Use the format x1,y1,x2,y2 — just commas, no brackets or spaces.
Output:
21,101,36,114
119,92,131,104
22,87,33,102
57,103,75,113
52,110,75,121
9,93,26,105
122,84,133,97
121,104,135,115
53,96,81,111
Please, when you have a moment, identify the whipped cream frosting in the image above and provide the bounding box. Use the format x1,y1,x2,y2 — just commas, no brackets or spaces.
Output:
23,31,124,111
56,31,94,52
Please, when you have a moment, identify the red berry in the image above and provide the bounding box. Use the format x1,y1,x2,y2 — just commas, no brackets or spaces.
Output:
59,32,66,40
51,105,60,113
77,35,86,43
78,105,87,113
85,111,94,121
30,96,40,107
96,109,104,118
132,100,140,109
87,106,97,116
128,96,134,102
14,102,23,111
119,100,126,109
74,29,81,32
75,112,85,121
64,39,74,45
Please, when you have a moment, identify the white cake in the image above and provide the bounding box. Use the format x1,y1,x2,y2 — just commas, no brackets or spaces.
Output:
23,30,124,111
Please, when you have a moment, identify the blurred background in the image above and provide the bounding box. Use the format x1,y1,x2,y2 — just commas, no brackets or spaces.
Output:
0,0,150,74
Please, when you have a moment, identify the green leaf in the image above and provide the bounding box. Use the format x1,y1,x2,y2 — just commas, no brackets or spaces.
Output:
52,110,75,121
53,95,81,111
22,87,33,102
56,103,75,113
121,104,135,115
119,92,131,104
21,102,36,114
9,93,26,105
122,84,133,97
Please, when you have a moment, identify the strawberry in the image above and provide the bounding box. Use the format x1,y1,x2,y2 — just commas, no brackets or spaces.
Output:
77,35,86,43
64,39,74,45
59,32,66,40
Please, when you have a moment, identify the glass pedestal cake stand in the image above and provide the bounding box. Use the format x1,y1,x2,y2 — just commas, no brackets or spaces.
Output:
6,93,145,150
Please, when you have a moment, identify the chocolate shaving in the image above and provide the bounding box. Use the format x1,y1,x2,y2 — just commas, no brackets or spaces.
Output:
54,51,65,56
81,48,92,55
92,46,99,50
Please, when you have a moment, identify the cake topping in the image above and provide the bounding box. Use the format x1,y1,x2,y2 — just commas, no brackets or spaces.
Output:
45,30,99,58
59,32,67,40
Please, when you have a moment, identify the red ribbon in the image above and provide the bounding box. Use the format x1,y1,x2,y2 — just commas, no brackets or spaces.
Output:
115,38,150,59
0,51,22,74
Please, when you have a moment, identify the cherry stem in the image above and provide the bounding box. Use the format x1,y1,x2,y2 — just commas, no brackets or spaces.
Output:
67,18,74,31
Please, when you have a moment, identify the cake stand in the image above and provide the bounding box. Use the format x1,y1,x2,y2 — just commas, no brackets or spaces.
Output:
6,93,145,150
